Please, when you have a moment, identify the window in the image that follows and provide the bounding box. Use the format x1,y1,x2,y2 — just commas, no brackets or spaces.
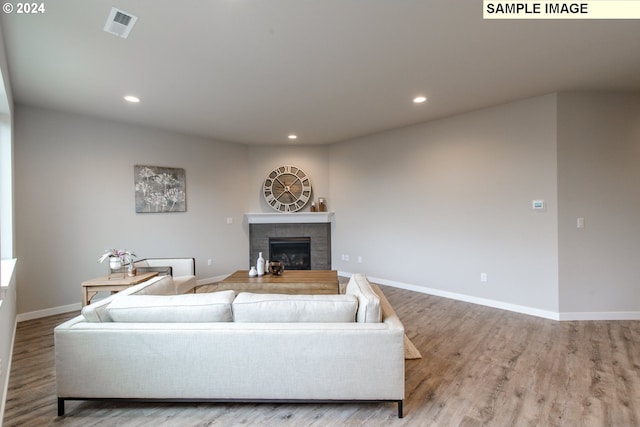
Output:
0,63,12,261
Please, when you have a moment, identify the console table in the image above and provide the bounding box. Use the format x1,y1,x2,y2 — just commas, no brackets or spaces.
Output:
81,272,158,306
217,270,339,294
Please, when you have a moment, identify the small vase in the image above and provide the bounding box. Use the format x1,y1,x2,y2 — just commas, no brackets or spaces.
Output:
256,252,265,276
249,266,257,277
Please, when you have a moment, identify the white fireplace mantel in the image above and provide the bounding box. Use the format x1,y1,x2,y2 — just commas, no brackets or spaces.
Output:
245,212,335,224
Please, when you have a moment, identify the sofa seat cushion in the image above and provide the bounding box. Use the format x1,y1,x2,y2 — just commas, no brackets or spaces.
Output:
106,290,236,322
233,293,358,323
345,273,382,323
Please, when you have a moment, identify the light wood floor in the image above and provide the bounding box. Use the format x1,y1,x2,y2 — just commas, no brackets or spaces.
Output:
4,285,640,426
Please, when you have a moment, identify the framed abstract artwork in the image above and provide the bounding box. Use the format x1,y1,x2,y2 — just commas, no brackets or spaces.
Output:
134,165,186,213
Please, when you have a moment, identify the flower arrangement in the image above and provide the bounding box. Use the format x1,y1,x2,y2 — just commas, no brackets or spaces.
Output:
98,249,136,264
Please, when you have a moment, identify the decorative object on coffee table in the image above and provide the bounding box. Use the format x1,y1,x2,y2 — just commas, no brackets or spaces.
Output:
268,260,285,275
256,251,265,276
263,165,312,212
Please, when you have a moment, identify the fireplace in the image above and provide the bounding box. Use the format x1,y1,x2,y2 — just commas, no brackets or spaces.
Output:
269,237,311,270
247,213,333,270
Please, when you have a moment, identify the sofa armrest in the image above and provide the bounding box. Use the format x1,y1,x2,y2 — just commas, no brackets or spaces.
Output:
371,284,404,331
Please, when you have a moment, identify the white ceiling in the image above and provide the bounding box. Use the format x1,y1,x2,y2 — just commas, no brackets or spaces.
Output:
1,1,639,145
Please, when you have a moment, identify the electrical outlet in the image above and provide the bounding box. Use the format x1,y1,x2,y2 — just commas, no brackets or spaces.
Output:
207,259,212,266
226,217,233,224
357,256,362,263
480,273,488,282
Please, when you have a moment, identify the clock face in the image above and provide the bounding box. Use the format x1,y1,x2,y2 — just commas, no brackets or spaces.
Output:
263,165,312,212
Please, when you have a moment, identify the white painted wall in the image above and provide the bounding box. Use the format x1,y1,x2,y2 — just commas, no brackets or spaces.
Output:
557,92,640,317
330,94,560,314
14,105,250,315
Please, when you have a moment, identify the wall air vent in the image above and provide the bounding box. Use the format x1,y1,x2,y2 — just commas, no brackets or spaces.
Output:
103,7,138,39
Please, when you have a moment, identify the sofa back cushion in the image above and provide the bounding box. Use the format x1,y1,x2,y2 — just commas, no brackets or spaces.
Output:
345,273,381,323
233,293,358,323
106,290,236,322
81,275,175,322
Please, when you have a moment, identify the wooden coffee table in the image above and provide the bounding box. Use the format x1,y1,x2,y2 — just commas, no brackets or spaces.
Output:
217,270,339,294
81,272,158,306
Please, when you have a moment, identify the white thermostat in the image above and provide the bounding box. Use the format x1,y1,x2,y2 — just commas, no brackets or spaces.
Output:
532,200,545,210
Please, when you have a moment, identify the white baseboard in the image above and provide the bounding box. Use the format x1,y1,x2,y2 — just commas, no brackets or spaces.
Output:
16,302,82,323
558,311,640,321
340,271,563,320
355,272,560,321
342,271,640,321
17,272,640,323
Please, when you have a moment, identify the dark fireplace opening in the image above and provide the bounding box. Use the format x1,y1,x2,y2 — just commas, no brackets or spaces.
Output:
269,237,311,270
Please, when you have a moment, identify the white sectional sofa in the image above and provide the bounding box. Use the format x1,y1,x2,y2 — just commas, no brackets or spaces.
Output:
55,273,406,417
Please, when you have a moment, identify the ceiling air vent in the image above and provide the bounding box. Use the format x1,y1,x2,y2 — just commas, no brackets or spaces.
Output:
103,7,138,39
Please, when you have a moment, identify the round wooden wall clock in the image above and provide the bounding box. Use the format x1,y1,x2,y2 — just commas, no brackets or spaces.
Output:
263,165,312,212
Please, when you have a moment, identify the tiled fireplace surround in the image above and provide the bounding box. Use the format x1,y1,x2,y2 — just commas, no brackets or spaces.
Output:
247,213,333,270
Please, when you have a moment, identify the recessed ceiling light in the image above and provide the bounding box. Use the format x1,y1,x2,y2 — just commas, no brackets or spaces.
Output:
124,95,140,103
288,134,298,140
413,96,427,104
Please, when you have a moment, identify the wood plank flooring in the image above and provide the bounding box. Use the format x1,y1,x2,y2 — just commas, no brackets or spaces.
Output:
4,285,640,426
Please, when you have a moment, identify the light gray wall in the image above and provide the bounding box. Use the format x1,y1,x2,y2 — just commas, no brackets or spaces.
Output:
330,94,560,313
11,92,640,318
14,105,250,314
557,92,640,315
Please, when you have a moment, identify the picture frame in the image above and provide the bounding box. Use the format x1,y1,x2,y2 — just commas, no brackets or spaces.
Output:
134,165,186,213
